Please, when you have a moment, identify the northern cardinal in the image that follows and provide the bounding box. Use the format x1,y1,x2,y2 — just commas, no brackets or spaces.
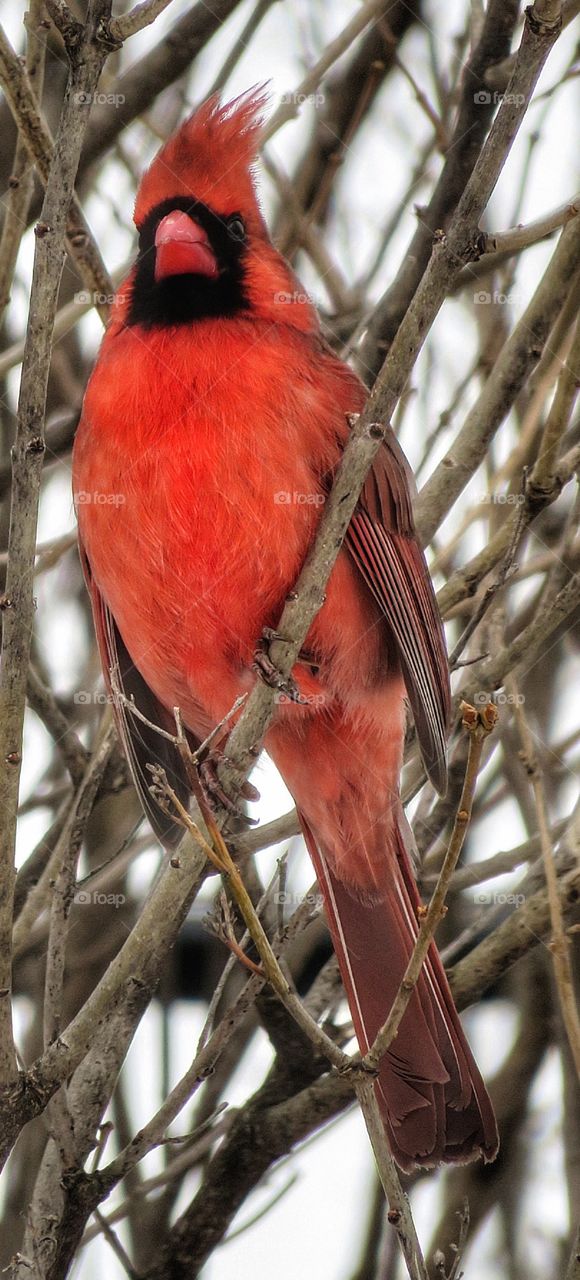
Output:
73,90,498,1170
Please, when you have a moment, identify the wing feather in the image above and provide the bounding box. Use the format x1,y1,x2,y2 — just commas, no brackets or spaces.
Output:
346,429,450,793
79,539,194,846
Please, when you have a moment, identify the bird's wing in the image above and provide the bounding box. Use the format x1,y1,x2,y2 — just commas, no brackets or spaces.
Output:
345,427,450,793
79,537,195,846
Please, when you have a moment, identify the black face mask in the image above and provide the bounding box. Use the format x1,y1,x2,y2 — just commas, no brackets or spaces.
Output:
126,197,249,329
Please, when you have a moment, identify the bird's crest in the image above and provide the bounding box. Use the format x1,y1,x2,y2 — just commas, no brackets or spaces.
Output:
134,88,268,227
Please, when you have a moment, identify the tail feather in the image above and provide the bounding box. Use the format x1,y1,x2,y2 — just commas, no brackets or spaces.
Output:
300,813,498,1171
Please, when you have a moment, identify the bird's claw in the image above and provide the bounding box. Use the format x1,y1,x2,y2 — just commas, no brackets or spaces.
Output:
252,627,309,704
198,751,259,824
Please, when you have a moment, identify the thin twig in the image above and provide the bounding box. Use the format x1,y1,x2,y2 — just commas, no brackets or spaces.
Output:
150,766,349,1073
355,1077,429,1280
416,212,580,546
43,719,116,1050
0,0,46,323
93,1209,139,1277
0,23,114,323
532,310,580,486
507,677,580,1075
262,0,396,143
479,192,580,256
27,666,90,787
110,0,175,42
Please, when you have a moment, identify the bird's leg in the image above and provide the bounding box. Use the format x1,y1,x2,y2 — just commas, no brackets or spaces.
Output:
252,627,319,703
195,728,260,824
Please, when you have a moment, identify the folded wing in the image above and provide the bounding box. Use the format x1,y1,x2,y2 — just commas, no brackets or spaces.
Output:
346,428,450,793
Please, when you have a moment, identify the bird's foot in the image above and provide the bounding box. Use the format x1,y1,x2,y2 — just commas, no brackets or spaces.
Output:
252,627,313,704
197,748,260,824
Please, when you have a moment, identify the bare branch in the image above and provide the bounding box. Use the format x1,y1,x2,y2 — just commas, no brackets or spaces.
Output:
0,22,114,322
110,0,175,43
507,677,580,1074
0,0,115,1094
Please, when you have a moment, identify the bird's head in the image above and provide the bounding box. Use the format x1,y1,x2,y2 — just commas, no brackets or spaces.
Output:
120,89,317,334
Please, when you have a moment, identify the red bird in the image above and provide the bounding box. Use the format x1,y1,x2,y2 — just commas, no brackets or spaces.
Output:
73,91,498,1170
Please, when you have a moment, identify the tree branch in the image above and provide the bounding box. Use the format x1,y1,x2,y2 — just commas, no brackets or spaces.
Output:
0,0,115,1094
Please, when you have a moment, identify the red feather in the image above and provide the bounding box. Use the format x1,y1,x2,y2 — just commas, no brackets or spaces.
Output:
134,88,269,230
347,429,451,793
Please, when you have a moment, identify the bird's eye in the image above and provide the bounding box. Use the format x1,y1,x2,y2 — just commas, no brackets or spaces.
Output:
227,216,246,242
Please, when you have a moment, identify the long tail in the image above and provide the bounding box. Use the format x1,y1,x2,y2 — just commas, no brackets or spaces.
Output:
300,812,498,1171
